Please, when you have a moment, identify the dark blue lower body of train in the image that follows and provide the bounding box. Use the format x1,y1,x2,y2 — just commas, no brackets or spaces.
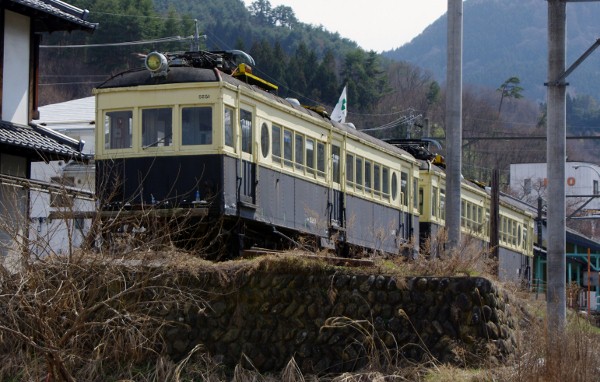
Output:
96,154,418,257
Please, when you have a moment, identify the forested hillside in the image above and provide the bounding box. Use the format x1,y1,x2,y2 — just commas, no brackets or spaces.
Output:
41,0,594,184
385,0,600,104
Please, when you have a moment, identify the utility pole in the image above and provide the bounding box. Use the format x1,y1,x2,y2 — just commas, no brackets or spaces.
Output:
547,0,567,333
445,0,463,250
546,0,600,333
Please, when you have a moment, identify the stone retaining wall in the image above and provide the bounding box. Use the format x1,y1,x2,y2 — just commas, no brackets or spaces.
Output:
163,262,517,374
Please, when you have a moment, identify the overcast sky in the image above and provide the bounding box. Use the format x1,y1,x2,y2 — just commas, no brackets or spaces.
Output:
241,0,448,52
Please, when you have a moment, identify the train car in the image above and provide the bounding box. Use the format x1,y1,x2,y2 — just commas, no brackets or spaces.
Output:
93,50,420,257
417,161,534,282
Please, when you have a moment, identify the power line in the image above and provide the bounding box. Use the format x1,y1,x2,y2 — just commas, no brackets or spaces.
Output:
40,36,192,49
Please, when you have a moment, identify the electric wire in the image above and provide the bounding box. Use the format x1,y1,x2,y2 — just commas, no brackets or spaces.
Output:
40,35,192,48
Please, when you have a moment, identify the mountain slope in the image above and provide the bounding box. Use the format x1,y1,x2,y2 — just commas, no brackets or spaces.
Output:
384,0,600,101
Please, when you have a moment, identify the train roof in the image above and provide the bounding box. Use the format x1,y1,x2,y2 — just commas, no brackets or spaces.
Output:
95,57,416,163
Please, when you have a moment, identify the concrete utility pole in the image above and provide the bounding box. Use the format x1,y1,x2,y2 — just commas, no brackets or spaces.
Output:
546,0,600,333
547,0,567,332
445,0,463,250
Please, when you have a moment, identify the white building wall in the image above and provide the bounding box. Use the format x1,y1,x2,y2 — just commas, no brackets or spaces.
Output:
29,161,95,257
2,11,30,124
510,162,600,211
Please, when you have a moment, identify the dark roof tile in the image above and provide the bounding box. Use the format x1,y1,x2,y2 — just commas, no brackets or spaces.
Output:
7,0,96,31
0,120,85,160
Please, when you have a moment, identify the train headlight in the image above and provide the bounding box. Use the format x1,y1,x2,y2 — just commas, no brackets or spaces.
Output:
145,52,168,77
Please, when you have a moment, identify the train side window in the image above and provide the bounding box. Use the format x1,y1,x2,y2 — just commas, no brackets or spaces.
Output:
413,179,419,209
346,154,354,188
356,158,363,190
306,138,315,175
105,110,132,149
240,109,253,154
283,129,293,167
382,167,389,198
182,107,211,145
317,142,325,178
364,160,372,192
142,108,172,148
224,107,234,148
373,164,381,196
440,188,446,221
295,133,304,170
432,186,438,218
260,123,269,158
272,125,281,163
332,145,341,184
401,172,408,206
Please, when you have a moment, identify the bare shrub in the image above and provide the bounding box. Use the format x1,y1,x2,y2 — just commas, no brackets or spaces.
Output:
0,249,214,381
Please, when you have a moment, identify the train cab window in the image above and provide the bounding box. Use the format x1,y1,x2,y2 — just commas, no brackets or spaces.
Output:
283,129,293,167
306,138,315,175
401,172,408,206
240,109,253,154
295,134,304,170
260,123,269,158
332,145,341,184
382,167,390,198
373,164,381,196
272,125,281,163
317,142,326,178
182,107,211,145
142,108,173,148
346,154,354,188
364,160,372,192
105,110,132,149
224,107,234,148
356,158,363,190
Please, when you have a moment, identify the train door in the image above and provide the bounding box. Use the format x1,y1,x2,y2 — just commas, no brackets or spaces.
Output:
329,140,347,255
238,108,256,206
330,142,344,226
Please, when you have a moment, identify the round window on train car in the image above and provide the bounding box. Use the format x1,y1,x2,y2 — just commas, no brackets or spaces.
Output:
391,172,398,200
260,123,269,158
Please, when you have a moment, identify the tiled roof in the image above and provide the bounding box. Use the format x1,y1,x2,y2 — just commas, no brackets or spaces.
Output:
0,120,84,160
7,0,96,32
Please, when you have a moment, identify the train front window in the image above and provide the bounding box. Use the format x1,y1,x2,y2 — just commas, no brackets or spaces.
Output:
105,110,132,150
224,107,234,148
240,109,253,154
182,107,212,145
142,108,172,148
